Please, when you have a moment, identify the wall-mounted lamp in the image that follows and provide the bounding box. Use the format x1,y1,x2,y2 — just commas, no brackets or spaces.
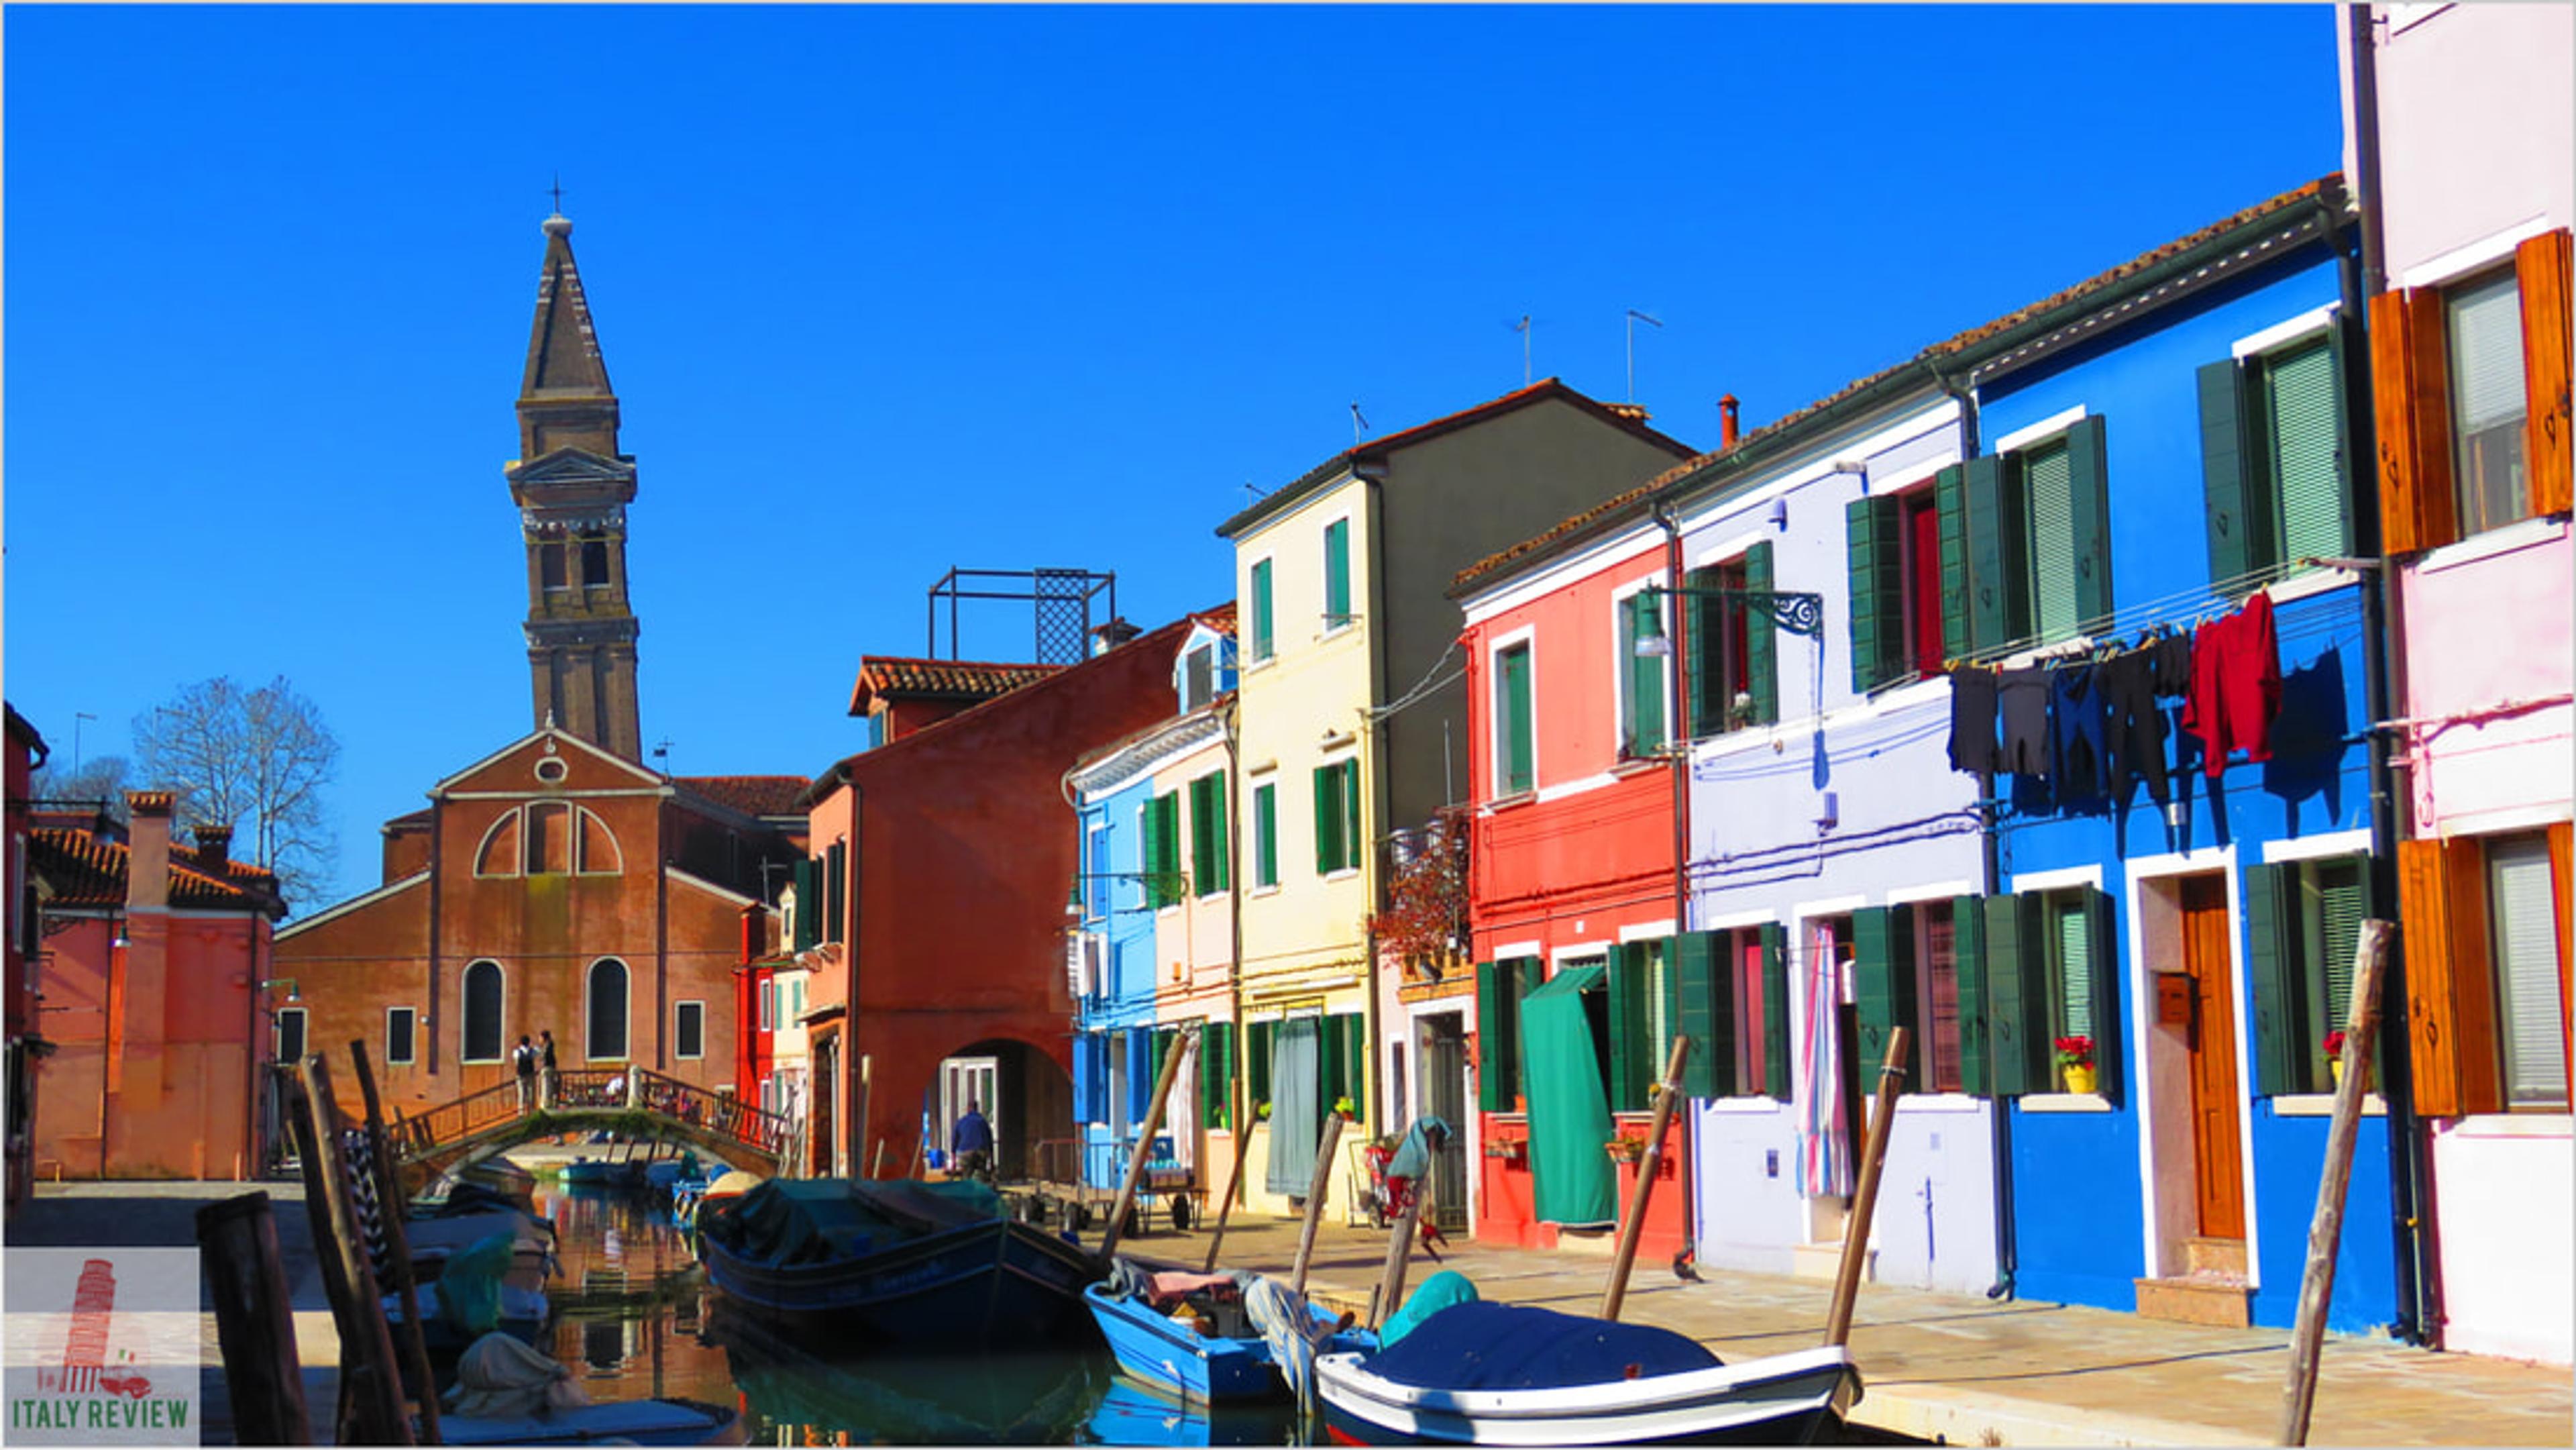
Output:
1829,459,1870,495
1816,790,1840,833
1633,607,1673,659
259,978,301,1005
1768,498,1790,531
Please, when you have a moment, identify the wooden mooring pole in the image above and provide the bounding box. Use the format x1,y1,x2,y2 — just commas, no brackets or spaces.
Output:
350,1041,443,1445
1824,1027,1909,1349
1288,1112,1346,1295
1199,1121,1258,1274
1601,1037,1691,1322
1098,1025,1198,1263
855,1055,873,1180
2279,920,2395,1447
1370,1159,1430,1329
301,1053,418,1445
196,1191,314,1449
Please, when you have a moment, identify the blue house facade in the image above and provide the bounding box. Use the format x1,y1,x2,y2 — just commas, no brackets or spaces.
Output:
1942,178,2398,1333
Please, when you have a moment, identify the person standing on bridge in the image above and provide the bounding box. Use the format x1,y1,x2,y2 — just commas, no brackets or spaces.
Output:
513,1035,537,1110
953,1100,994,1182
539,1030,560,1131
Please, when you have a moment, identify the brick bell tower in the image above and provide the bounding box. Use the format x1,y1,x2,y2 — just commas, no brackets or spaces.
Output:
506,207,643,762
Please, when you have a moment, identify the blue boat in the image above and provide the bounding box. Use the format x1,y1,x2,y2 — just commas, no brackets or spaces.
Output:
1085,1272,1376,1404
698,1177,1097,1348
1083,1374,1287,1446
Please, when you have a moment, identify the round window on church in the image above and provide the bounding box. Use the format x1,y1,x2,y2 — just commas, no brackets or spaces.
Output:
535,758,569,784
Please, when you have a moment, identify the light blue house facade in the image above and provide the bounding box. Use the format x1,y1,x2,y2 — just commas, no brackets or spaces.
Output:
1948,178,2399,1334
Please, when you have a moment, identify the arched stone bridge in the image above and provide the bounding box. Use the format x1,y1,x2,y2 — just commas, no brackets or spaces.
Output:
388,1067,795,1194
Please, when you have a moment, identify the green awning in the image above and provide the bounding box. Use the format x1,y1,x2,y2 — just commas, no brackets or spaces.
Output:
1520,964,1617,1228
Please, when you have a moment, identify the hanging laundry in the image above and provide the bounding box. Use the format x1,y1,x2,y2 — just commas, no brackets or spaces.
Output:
1796,934,1852,1200
2151,628,2194,697
1947,666,2000,774
1998,668,2052,779
2182,592,2282,778
2049,664,2110,807
2098,648,2172,807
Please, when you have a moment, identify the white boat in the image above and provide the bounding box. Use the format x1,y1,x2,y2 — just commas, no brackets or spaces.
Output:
1312,1302,1860,1446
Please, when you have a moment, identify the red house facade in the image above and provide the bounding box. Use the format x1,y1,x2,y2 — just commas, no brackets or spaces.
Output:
796,618,1200,1183
1454,522,1690,1260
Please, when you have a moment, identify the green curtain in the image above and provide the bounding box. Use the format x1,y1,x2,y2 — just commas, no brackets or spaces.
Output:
1265,1018,1323,1198
1520,965,1617,1227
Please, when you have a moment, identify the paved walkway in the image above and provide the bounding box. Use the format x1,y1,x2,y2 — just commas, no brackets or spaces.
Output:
1124,1208,2572,1447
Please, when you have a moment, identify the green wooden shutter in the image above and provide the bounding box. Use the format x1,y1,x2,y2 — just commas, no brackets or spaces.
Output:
1499,646,1534,794
1847,493,1904,692
1194,775,1228,892
1963,454,2017,652
1340,762,1362,871
1477,961,1513,1109
1249,1019,1273,1110
1685,564,1725,734
1854,906,1921,1092
1952,895,1992,1096
1141,795,1166,909
1346,1015,1368,1118
1984,892,2035,1096
1675,931,1730,1098
1312,767,1338,875
2066,416,2113,635
1625,594,1666,753
2315,856,2368,1036
1609,941,1649,1112
1250,783,1272,887
2025,442,2080,641
1324,518,1351,623
1511,956,1544,1104
1935,464,1972,660
2245,861,2303,1098
2267,338,2347,568
1743,542,1779,725
794,859,819,950
2200,358,2261,588
1250,559,1275,660
824,843,846,944
2082,886,2122,1104
1318,1015,1346,1111
1759,923,1791,1100
1201,1021,1232,1128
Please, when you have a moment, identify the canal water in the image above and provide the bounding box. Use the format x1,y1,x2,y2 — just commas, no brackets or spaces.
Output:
530,1178,1313,1445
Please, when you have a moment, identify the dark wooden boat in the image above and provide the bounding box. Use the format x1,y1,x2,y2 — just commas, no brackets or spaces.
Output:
697,1177,1098,1348
1314,1301,1860,1446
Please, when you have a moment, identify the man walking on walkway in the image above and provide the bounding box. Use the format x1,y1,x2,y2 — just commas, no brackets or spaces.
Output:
513,1035,537,1110
953,1100,994,1182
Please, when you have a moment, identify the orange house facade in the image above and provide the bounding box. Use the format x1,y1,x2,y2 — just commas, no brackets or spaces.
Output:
274,730,800,1121
1455,527,1688,1259
27,791,286,1181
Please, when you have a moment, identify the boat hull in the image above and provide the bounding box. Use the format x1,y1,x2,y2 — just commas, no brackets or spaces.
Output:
440,1395,741,1447
1313,1345,1860,1447
1086,1282,1377,1403
703,1215,1097,1349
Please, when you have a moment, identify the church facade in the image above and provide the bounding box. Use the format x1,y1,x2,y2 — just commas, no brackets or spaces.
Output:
273,211,805,1121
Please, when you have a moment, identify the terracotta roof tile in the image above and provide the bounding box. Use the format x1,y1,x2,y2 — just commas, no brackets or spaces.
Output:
848,657,1063,717
1189,603,1238,635
29,826,282,913
676,774,812,819
1452,177,2343,595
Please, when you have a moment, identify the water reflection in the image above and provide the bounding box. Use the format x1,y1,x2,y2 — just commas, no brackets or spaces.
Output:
531,1178,1311,1446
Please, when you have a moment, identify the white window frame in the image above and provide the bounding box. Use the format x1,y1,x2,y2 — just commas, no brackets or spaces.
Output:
385,1006,417,1067
675,1000,706,1061
586,957,631,1063
460,960,506,1064
1487,624,1539,800
1320,511,1359,637
1608,573,1672,760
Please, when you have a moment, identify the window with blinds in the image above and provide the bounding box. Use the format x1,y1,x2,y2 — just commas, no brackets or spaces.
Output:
1919,904,1964,1094
1617,592,1668,755
2487,834,2566,1107
1323,518,1353,627
2447,270,2531,537
1251,783,1278,889
2262,338,2347,565
2025,441,2082,643
2053,891,2094,1042
1249,558,1275,661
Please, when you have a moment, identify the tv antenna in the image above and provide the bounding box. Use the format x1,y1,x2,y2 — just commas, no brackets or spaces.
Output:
651,738,674,772
1625,309,1663,403
1514,315,1532,385
1350,403,1369,444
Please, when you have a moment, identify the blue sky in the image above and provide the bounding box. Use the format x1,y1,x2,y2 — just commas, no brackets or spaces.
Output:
4,5,2343,913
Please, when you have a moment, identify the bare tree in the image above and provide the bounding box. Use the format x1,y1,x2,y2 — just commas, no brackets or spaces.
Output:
28,754,136,825
131,676,339,911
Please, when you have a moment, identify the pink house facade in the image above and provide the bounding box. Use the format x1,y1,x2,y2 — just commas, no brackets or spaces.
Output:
2346,2,2573,1365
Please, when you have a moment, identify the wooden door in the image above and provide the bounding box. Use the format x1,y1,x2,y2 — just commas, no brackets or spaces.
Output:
2183,876,2245,1239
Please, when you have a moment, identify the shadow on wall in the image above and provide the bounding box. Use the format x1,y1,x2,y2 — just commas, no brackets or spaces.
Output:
2261,646,2348,827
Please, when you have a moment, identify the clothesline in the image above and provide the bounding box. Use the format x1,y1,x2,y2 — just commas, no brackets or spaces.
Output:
1949,556,2333,670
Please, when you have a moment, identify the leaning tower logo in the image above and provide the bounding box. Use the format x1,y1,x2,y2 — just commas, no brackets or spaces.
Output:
5,1249,198,1443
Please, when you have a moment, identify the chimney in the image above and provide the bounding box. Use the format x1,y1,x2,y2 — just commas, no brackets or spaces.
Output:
1090,617,1142,656
125,792,174,913
1719,395,1741,450
193,822,233,871
741,900,769,966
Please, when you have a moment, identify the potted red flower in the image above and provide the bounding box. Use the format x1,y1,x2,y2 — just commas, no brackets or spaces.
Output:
2322,1030,2359,1090
2054,1035,2098,1095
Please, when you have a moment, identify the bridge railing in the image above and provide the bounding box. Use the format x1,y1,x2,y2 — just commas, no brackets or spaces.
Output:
632,1068,794,1157
387,1065,793,1165
392,1077,525,1160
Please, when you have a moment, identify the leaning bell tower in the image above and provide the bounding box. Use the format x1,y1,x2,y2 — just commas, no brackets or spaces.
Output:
505,208,644,762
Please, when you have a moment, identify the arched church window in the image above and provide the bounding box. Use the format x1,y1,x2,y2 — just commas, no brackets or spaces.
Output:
576,807,623,874
462,960,504,1064
525,802,572,874
580,535,611,590
588,957,629,1061
474,811,523,878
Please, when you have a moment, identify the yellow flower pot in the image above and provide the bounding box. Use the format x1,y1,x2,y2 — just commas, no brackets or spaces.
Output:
2061,1064,2098,1095
2329,1058,2343,1088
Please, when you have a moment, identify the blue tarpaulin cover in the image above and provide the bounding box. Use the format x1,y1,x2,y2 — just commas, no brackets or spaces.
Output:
1364,1302,1720,1390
